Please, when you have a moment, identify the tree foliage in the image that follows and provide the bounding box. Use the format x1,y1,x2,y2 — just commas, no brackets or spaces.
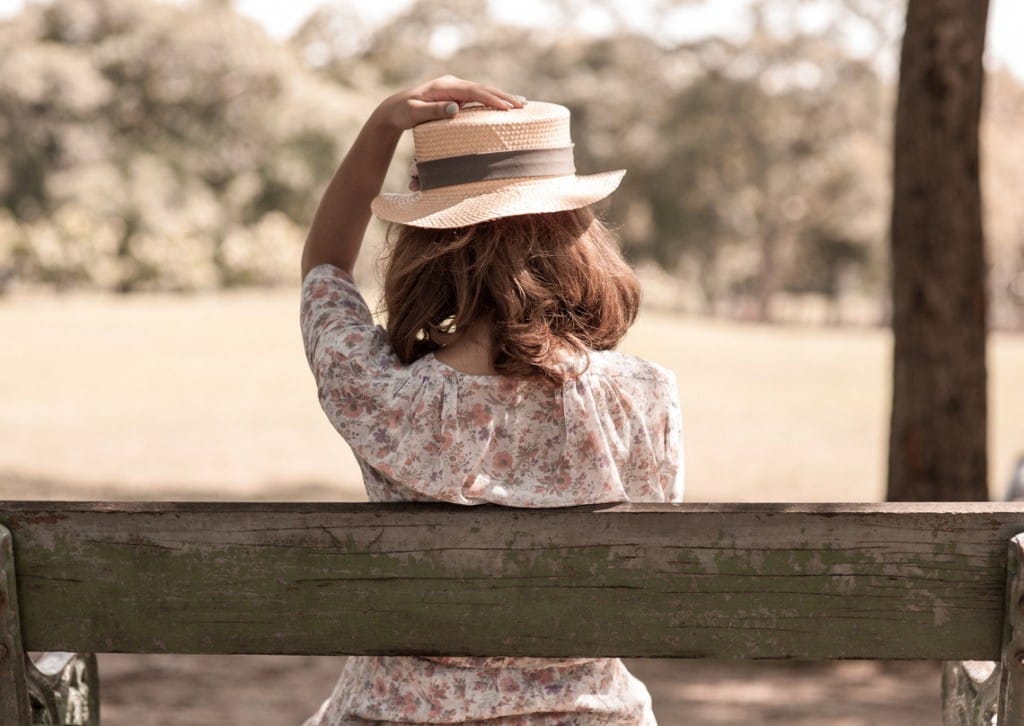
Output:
0,0,369,291
297,0,892,320
0,0,1021,329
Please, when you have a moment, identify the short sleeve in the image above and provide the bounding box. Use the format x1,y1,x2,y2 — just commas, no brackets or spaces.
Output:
300,263,404,445
659,377,685,503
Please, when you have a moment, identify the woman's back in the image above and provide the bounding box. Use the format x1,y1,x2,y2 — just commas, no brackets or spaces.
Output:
302,263,683,509
301,263,681,725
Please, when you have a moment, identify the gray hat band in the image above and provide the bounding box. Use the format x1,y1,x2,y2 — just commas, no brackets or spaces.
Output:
417,146,576,191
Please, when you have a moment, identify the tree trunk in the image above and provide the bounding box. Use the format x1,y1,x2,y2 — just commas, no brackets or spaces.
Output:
887,0,990,501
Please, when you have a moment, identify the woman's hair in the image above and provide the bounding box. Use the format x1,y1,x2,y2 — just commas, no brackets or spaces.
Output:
382,207,641,383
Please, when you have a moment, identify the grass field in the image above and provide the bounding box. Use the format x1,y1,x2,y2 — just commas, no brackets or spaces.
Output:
2,289,1022,502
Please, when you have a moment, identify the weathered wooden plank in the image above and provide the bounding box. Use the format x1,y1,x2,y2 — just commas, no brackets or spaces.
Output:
1,502,1023,660
0,525,31,725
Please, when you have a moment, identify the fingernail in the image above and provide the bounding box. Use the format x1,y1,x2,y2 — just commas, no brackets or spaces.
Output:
515,95,527,104
445,102,458,115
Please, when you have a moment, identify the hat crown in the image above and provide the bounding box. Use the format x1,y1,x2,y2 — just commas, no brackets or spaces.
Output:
372,100,624,228
413,102,572,163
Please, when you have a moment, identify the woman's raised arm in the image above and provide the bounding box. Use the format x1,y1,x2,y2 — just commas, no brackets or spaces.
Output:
300,76,523,280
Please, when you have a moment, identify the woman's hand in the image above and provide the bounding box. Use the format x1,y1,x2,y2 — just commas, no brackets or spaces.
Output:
374,75,525,132
302,76,522,279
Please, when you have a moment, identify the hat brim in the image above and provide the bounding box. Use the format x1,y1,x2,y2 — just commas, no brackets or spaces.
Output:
371,170,626,229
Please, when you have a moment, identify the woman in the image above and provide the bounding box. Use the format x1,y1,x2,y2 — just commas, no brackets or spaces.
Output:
300,76,683,725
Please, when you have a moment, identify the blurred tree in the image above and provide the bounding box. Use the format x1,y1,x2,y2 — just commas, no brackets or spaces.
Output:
635,21,884,320
220,0,891,313
351,0,493,86
786,223,869,325
410,2,883,320
0,0,369,291
982,69,1024,330
887,0,989,501
1008,247,1024,329
4,0,1018,323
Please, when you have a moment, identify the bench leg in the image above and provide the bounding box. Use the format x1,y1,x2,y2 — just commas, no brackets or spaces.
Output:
998,533,1024,724
27,652,100,725
0,524,31,725
942,660,999,725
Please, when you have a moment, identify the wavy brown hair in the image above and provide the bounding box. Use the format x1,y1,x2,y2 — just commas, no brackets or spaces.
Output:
382,208,641,383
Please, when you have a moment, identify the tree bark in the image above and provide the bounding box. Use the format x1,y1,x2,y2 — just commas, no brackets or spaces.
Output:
887,0,990,501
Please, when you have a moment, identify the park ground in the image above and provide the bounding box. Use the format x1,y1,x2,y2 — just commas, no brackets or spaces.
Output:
3,289,1023,724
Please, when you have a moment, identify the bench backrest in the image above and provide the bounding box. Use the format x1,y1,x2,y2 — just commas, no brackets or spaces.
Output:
3,501,1024,660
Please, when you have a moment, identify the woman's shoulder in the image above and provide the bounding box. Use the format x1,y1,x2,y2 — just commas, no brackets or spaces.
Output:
584,349,677,387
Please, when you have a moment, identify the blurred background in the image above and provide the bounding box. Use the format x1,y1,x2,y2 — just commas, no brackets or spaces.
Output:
1,0,1021,503
1,0,1022,722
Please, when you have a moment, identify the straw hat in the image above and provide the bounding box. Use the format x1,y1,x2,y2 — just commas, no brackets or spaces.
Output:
371,101,625,229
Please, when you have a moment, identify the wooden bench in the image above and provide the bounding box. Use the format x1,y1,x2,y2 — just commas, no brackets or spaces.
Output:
2,501,1024,725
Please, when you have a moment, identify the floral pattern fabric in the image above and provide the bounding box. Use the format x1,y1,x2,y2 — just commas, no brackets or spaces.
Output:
300,263,684,725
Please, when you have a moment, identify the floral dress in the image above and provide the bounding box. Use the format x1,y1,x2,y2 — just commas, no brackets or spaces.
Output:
300,263,684,725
